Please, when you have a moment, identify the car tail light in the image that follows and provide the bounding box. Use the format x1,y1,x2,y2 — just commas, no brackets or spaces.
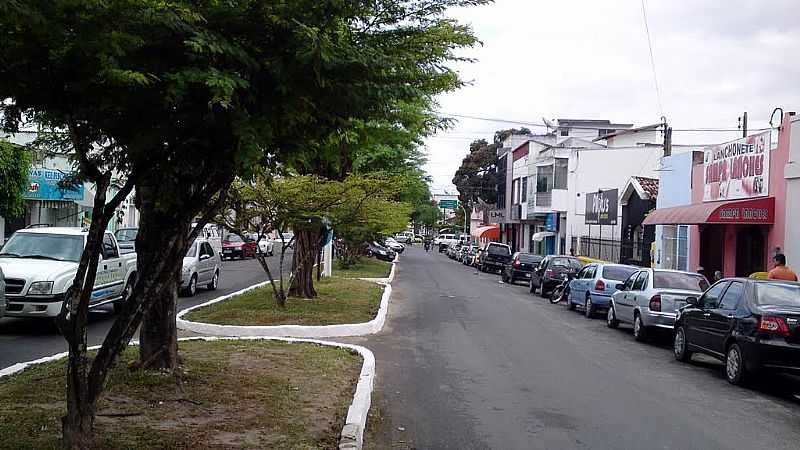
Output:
595,279,605,291
759,316,790,336
649,294,661,312
545,269,554,278
513,260,521,268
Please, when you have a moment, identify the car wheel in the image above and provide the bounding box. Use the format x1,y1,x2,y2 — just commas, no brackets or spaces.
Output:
633,313,648,342
673,326,693,362
584,296,595,318
606,305,620,328
207,270,219,291
184,275,197,297
529,279,536,293
114,275,135,314
725,343,748,385
501,272,508,282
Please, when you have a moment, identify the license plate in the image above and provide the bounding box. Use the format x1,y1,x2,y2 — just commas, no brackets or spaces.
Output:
523,273,531,277
224,249,232,253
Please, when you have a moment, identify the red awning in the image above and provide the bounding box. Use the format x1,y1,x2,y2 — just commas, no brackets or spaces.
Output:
643,197,774,226
471,225,500,240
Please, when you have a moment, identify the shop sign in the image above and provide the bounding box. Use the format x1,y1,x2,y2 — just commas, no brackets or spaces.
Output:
707,197,774,224
486,208,506,222
24,168,85,201
585,189,618,225
545,213,557,231
703,131,770,202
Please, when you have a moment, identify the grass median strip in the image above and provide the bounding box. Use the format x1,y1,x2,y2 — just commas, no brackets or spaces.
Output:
334,258,392,279
186,276,383,326
0,339,361,450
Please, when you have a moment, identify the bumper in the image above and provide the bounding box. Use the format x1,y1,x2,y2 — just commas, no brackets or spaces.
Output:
5,296,64,318
222,249,243,258
589,292,613,308
741,339,800,374
482,261,505,270
511,269,533,279
641,310,676,329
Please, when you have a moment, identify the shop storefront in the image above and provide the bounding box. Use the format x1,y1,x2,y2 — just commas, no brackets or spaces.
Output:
644,125,788,278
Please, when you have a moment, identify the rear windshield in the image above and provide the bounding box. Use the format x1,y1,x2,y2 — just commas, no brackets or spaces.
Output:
225,234,243,243
487,244,510,256
115,229,138,241
653,272,709,291
519,254,542,264
756,283,800,307
551,257,582,269
602,266,638,282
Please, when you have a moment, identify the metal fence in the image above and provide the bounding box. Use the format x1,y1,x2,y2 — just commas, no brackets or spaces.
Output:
573,236,650,266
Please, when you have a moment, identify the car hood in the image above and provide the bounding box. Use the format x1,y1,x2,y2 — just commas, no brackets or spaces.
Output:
182,256,197,268
0,258,77,281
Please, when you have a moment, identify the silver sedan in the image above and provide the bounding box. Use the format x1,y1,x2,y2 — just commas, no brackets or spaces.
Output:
608,269,709,341
181,239,222,296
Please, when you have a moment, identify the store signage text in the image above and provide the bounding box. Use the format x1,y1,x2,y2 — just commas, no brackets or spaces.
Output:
703,131,770,202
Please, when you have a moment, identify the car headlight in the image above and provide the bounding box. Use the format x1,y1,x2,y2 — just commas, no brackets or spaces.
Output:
182,265,191,275
378,250,387,255
28,281,53,296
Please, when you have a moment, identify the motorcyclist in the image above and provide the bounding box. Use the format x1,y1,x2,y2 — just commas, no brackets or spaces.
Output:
424,238,431,252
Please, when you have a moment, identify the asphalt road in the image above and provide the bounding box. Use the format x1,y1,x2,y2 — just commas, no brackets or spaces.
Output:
0,254,283,369
362,246,800,450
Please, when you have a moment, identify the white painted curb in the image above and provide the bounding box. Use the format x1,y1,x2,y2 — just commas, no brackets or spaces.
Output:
176,260,396,338
0,336,375,450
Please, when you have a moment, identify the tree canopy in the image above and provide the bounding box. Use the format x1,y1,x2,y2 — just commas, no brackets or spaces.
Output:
0,140,31,219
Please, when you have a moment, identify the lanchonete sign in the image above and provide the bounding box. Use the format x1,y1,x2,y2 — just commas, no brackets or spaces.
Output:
24,168,85,201
703,131,770,202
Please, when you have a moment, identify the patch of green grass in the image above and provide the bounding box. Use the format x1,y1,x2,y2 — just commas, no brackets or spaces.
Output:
0,340,361,450
334,258,391,279
186,276,383,326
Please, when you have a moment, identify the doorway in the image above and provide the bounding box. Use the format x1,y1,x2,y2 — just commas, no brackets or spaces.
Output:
699,225,725,277
736,225,766,276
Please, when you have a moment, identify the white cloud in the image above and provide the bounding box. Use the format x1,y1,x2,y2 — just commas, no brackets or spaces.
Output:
424,0,800,192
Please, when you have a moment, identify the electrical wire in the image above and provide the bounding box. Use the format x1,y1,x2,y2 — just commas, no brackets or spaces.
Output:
640,0,664,117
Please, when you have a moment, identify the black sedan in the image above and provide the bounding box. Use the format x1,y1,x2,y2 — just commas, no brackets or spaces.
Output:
529,255,583,296
673,278,800,385
502,252,543,285
367,241,396,262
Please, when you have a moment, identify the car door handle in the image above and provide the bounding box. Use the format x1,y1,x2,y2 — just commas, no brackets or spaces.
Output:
703,313,711,317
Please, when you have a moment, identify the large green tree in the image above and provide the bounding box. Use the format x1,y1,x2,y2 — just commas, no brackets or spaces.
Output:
0,1,487,447
0,140,32,219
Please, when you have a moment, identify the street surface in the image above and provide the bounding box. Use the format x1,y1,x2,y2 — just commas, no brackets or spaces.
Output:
0,256,280,368
362,247,800,450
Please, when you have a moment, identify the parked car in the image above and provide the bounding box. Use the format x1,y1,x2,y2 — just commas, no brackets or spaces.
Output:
462,245,479,266
181,238,222,296
222,234,257,260
435,234,457,253
567,263,638,317
502,252,543,285
368,241,396,262
608,269,709,341
395,231,414,243
457,245,471,263
271,231,295,249
673,279,800,385
384,237,405,253
0,266,5,320
0,226,137,317
254,234,275,256
529,255,583,296
115,227,138,253
478,242,512,273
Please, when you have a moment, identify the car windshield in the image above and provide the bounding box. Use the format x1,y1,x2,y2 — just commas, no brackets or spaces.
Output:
0,233,84,262
653,271,709,291
519,254,542,264
115,229,138,241
551,257,582,269
756,283,800,307
487,245,510,256
603,266,638,281
224,234,243,243
186,241,198,257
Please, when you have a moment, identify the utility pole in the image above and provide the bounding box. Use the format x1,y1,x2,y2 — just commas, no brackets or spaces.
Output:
738,111,748,137
662,118,672,157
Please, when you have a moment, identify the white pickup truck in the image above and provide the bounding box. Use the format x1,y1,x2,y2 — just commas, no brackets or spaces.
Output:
0,226,137,318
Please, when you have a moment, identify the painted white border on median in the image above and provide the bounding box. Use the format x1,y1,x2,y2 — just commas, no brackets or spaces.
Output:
0,336,375,450
176,260,396,338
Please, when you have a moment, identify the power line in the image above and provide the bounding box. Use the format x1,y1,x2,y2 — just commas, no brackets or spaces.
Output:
640,0,664,116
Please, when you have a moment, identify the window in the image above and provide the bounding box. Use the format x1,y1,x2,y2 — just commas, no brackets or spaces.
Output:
1,232,84,262
602,265,638,282
583,266,596,279
554,158,568,190
560,128,570,136
102,234,119,259
756,283,800,307
623,272,638,290
521,177,528,203
201,242,214,257
661,225,689,271
719,281,744,310
598,129,616,137
225,234,243,243
186,241,198,257
632,271,649,290
536,165,553,193
487,244,511,256
701,281,728,309
653,271,709,291
576,267,588,279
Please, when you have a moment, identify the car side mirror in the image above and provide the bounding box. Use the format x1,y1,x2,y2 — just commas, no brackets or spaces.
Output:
615,283,626,291
200,254,211,261
685,296,699,306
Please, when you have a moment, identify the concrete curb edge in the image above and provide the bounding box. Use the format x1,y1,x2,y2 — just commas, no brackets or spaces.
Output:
0,336,375,450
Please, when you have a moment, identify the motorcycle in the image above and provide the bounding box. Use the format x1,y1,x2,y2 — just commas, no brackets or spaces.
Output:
424,241,431,252
549,272,575,304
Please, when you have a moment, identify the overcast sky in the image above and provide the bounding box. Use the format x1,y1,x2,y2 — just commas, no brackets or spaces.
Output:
425,0,800,193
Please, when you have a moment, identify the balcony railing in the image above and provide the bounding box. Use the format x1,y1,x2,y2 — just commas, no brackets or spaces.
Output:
535,191,552,207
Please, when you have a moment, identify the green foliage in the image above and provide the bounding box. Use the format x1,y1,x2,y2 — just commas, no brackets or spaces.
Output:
0,140,32,218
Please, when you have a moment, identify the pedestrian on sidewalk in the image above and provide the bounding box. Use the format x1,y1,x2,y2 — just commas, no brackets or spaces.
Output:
768,253,798,281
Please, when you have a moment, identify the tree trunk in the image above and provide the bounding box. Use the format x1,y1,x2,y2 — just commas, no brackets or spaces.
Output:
289,227,320,298
138,273,180,369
